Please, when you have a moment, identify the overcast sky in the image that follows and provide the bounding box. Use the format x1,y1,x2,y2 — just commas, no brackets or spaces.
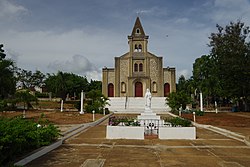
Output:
1,0,250,81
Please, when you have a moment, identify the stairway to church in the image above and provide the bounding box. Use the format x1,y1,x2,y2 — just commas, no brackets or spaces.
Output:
106,97,170,113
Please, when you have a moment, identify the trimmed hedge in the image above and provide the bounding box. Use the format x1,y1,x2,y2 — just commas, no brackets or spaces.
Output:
165,117,192,127
0,115,60,166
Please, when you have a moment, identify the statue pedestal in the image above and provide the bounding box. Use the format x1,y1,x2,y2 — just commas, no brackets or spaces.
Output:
138,107,160,120
137,107,164,131
137,112,160,120
137,110,164,135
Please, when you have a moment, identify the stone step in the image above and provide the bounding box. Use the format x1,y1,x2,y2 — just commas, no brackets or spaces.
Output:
106,97,170,112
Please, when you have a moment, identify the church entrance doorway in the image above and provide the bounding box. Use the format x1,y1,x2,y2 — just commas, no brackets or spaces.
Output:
135,82,143,97
108,83,114,97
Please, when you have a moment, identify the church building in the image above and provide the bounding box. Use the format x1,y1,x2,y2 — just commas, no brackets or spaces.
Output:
102,17,176,98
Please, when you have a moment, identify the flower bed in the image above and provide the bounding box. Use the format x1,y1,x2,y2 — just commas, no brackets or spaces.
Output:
108,116,140,126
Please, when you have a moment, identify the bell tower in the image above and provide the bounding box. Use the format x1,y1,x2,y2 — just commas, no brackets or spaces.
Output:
128,17,149,53
102,17,176,99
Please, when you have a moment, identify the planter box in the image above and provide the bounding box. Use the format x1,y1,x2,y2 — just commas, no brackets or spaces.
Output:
106,126,144,139
159,127,196,139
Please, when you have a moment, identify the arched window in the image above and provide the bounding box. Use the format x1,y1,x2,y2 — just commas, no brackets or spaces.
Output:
121,82,126,93
139,63,143,72
152,82,157,92
134,63,138,72
134,44,138,52
136,28,140,34
138,44,142,52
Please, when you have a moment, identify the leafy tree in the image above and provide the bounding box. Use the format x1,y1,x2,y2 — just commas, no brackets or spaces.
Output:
177,75,187,92
166,91,190,112
0,44,6,60
177,75,196,99
85,90,109,113
45,72,67,100
16,69,45,89
209,21,250,110
88,80,102,91
30,70,46,88
15,90,37,109
16,68,32,89
192,55,220,105
45,71,89,100
0,44,16,100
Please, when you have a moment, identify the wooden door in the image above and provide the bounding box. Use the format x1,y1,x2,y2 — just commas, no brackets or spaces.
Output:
135,82,143,97
164,83,170,97
108,83,114,97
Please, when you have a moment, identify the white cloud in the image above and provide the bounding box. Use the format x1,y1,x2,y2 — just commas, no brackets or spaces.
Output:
0,0,28,19
2,0,250,83
2,28,127,80
174,18,189,24
134,6,168,17
6,49,20,63
177,69,191,81
211,0,250,24
48,54,100,79
214,0,249,9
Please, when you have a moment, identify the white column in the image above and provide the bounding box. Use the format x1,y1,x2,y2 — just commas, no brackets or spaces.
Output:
23,110,26,118
92,110,95,121
193,112,196,122
200,92,203,112
60,100,63,112
215,101,218,114
80,90,84,114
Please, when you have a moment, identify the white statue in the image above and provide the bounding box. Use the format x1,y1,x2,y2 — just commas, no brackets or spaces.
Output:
145,88,152,109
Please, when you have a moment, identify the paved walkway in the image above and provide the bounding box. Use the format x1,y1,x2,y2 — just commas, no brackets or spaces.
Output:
26,117,250,167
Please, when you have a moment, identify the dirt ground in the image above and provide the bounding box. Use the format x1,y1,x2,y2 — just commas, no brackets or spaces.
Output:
3,111,250,166
181,112,250,137
26,117,250,167
0,110,104,124
181,112,250,127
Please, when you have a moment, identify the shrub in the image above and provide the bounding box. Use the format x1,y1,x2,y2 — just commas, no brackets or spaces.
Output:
35,92,49,98
192,109,204,116
104,108,110,115
165,117,192,127
0,115,60,166
108,116,139,126
166,91,191,112
0,100,6,111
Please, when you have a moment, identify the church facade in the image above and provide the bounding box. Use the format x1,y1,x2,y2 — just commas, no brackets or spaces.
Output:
102,17,176,98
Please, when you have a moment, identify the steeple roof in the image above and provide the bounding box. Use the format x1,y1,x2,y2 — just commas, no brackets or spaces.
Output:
131,17,146,36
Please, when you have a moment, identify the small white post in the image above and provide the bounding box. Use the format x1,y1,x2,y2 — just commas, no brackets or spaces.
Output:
215,101,218,114
23,110,26,118
200,92,203,112
193,112,196,122
92,110,95,121
80,90,84,114
103,108,105,115
179,104,182,116
60,100,63,112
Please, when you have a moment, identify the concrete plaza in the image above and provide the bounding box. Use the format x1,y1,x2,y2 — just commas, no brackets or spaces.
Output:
26,117,250,167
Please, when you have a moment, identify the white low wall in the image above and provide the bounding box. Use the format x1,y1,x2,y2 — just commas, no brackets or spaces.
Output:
159,127,196,139
106,126,144,139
